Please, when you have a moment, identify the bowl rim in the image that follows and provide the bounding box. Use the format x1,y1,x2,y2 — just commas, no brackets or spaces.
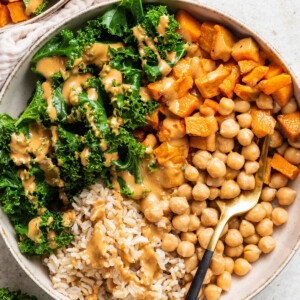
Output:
0,0,70,34
0,0,299,299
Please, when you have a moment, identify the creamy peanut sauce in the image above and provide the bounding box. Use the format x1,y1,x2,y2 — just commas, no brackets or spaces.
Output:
9,133,30,167
47,230,57,249
100,65,123,95
39,158,64,187
28,217,42,243
18,169,36,205
166,51,176,63
80,146,90,167
83,103,100,137
104,152,119,167
86,286,99,300
25,0,43,16
62,210,76,227
36,57,68,80
156,15,169,37
50,126,59,147
139,87,152,102
100,139,108,151
41,81,57,122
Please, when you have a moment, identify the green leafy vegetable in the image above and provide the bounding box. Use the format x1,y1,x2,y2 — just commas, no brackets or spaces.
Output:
0,288,37,300
34,0,48,16
117,176,134,197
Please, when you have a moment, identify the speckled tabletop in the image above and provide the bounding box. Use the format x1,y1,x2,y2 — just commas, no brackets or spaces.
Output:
0,0,300,299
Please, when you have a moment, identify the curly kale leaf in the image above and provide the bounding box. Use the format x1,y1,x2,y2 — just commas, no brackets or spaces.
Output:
0,113,16,155
51,86,68,123
117,176,134,197
34,0,48,15
0,288,37,300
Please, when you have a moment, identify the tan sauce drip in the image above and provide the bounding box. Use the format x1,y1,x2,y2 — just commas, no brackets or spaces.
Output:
41,81,56,122
100,139,108,151
166,51,176,63
140,245,160,286
62,211,76,227
17,169,36,205
104,152,118,167
100,66,123,95
9,133,30,167
80,146,90,167
87,88,98,101
28,217,42,243
25,0,43,16
83,103,100,137
139,87,152,102
39,158,64,187
91,200,106,221
47,231,57,249
156,15,169,37
36,57,67,81
50,126,59,147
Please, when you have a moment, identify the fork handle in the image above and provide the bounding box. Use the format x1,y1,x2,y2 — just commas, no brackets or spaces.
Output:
185,249,214,300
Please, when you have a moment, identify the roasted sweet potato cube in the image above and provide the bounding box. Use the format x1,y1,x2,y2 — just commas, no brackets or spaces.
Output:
175,10,202,42
251,109,276,138
264,157,272,185
195,64,230,98
200,99,219,116
172,74,194,98
271,153,299,180
211,25,235,62
190,134,216,151
172,58,191,79
145,108,159,130
242,66,269,87
277,112,300,141
154,142,184,165
264,63,283,79
199,22,216,53
234,84,260,101
238,60,258,75
219,65,240,98
272,83,293,106
147,77,174,101
7,2,29,23
258,73,292,95
157,117,186,142
169,93,200,118
0,4,11,27
185,115,218,137
232,38,260,62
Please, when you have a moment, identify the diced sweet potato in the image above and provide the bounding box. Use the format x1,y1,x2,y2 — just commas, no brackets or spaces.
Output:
271,153,299,180
190,58,217,80
234,84,260,101
0,4,11,27
190,134,216,151
272,83,293,106
145,108,159,130
147,77,174,101
157,118,186,142
172,74,194,98
264,63,283,79
211,25,235,62
277,112,300,141
154,142,185,165
264,157,272,185
258,73,292,95
232,38,260,62
169,93,200,118
242,66,269,87
199,22,216,53
175,10,202,42
7,2,29,23
219,65,240,98
238,60,258,75
195,64,230,98
251,109,276,138
172,58,191,79
185,115,218,137
200,99,219,115
258,50,267,66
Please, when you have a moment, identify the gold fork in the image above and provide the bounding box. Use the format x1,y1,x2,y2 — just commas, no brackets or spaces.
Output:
186,135,270,300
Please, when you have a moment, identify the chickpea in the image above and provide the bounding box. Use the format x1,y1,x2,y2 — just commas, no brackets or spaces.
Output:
206,158,226,178
256,218,273,236
271,101,281,114
198,228,214,249
234,258,252,276
193,150,212,169
206,176,224,187
143,134,158,153
192,182,210,201
185,164,200,182
220,180,240,199
169,197,189,215
288,138,300,149
172,214,190,232
225,229,243,247
241,142,260,161
284,147,300,165
244,233,260,245
276,142,289,155
243,244,261,263
215,240,224,254
191,200,207,216
224,257,234,274
209,187,220,200
181,232,198,244
245,203,266,222
258,236,276,253
220,223,229,238
216,271,232,291
244,161,260,174
184,282,192,297
237,128,254,146
281,98,297,114
228,216,240,229
270,131,283,148
272,207,288,226
219,97,234,115
189,214,201,231
234,98,251,113
239,220,255,238
204,285,222,300
225,167,239,180
260,201,273,218
185,254,199,273
161,233,178,252
237,171,255,190
256,93,273,109
217,136,235,153
144,206,163,223
237,113,252,128
227,152,245,170
276,187,297,206
225,244,243,257
269,173,288,189
201,208,219,227
141,192,159,212
177,241,195,257
220,119,240,138
183,273,193,283
212,150,227,163
197,247,205,261
177,183,193,201
210,254,225,275
260,187,277,202
196,171,207,184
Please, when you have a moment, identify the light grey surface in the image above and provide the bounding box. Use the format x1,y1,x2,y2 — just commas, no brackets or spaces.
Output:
0,0,300,299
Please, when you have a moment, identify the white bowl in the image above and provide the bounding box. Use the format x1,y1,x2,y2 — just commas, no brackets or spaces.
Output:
0,0,70,33
0,1,299,299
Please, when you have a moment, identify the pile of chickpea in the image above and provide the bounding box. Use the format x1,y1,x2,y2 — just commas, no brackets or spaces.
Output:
141,94,300,300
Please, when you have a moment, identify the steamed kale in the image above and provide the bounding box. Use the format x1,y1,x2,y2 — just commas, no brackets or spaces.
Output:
0,288,37,300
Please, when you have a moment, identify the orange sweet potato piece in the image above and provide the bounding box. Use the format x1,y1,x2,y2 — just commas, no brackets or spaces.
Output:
157,118,186,142
190,134,216,152
200,99,219,115
153,141,184,165
175,10,202,42
169,93,200,118
145,108,159,130
238,60,258,75
277,112,300,141
199,22,216,53
258,73,292,95
0,4,11,27
172,58,191,79
271,153,299,180
232,38,260,62
147,78,174,101
7,1,29,23
242,66,269,87
195,64,230,98
185,116,218,137
251,110,276,138
264,63,283,79
234,84,260,101
219,65,240,98
264,157,272,185
272,83,293,107
172,74,194,98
